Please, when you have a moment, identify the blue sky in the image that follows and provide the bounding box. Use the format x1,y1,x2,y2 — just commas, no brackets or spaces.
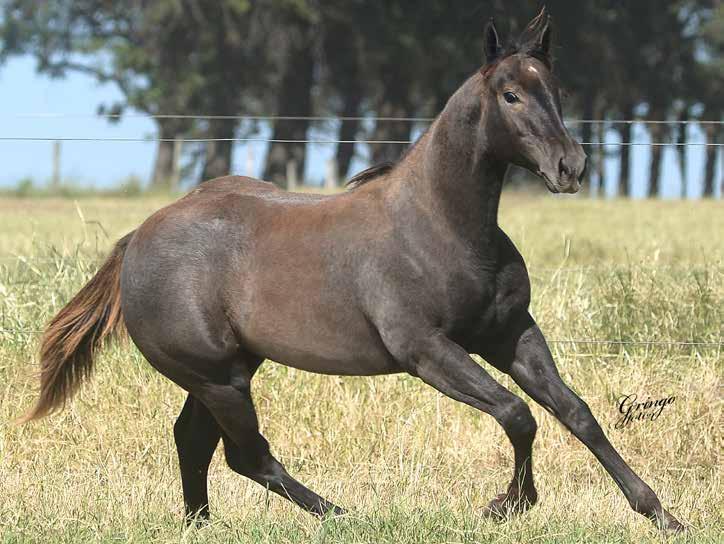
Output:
0,55,720,198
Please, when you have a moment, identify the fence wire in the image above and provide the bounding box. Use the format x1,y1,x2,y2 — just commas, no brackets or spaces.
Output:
0,136,721,146
2,113,723,124
0,115,720,350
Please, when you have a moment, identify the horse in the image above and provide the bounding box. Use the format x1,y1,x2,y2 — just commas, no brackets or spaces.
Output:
20,8,683,533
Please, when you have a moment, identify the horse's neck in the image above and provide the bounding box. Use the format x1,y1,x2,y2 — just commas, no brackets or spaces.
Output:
394,95,507,254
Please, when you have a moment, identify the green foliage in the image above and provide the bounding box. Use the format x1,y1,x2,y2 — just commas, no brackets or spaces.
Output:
13,176,35,196
1,176,152,199
0,2,721,190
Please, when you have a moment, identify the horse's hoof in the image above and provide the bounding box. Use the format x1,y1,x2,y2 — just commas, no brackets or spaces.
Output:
657,509,686,534
482,491,536,520
183,512,211,528
482,493,509,520
320,504,347,518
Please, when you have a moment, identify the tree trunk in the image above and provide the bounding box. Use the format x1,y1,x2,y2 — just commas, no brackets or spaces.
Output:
151,120,184,189
648,121,665,198
200,118,235,182
580,93,595,188
263,27,315,188
336,89,362,180
151,141,174,189
674,106,688,198
594,115,606,197
617,103,635,197
702,124,719,198
369,101,412,165
368,51,413,166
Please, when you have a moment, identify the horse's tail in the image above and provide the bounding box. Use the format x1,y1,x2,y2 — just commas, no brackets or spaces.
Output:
18,231,135,423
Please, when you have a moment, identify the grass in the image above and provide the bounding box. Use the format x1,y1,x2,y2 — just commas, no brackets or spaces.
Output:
0,192,722,543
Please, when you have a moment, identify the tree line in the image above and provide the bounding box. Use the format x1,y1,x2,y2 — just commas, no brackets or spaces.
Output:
1,1,722,196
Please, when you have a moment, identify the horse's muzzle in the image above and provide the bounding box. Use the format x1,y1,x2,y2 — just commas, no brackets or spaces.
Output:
550,145,587,193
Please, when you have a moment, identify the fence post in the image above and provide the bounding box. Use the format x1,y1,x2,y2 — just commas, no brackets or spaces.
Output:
286,159,298,191
325,158,338,191
51,140,61,188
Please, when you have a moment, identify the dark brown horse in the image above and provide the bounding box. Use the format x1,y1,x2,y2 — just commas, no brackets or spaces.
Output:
21,9,683,533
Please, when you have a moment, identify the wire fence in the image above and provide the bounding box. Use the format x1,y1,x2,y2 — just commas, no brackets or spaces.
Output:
1,115,722,145
2,113,724,124
0,115,720,351
0,136,721,146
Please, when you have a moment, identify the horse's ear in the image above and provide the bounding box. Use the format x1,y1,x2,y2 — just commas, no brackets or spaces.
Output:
519,6,552,64
539,16,552,57
483,18,502,65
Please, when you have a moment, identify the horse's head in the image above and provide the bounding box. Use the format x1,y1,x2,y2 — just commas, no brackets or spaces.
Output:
480,8,586,193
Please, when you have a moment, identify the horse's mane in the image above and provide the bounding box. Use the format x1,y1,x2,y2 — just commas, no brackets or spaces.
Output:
345,126,431,190
345,163,395,189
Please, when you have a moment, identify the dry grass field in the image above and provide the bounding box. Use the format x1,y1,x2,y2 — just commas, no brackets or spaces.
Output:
0,193,722,543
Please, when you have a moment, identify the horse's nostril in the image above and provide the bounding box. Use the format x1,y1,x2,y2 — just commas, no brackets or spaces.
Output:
558,157,568,177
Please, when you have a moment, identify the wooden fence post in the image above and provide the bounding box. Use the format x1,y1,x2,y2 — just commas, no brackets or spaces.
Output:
52,140,61,188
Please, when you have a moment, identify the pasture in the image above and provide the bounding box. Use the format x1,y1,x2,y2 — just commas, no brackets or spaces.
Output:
0,194,722,543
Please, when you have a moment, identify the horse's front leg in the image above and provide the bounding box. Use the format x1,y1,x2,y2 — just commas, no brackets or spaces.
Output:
390,330,539,517
482,312,684,532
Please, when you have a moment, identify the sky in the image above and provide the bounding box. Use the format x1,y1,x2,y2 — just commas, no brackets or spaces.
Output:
0,55,720,198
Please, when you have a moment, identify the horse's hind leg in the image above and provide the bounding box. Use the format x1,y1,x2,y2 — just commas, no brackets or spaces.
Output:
197,361,345,517
173,359,264,524
174,394,221,523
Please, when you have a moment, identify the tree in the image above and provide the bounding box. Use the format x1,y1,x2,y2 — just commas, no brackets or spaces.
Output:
188,1,273,183
2,1,720,195
547,1,613,189
353,2,424,165
0,1,204,188
696,2,724,197
262,1,319,187
318,1,366,181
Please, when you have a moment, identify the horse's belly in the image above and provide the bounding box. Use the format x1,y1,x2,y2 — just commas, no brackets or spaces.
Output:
236,273,400,375
241,317,400,376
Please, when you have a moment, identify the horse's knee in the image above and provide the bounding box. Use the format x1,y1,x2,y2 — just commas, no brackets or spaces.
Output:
557,396,602,441
499,398,537,444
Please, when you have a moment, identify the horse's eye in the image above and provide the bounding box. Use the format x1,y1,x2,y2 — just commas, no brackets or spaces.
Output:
503,91,519,104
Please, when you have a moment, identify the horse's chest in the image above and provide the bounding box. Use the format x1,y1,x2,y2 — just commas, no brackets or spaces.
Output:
449,260,531,342
492,265,531,325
